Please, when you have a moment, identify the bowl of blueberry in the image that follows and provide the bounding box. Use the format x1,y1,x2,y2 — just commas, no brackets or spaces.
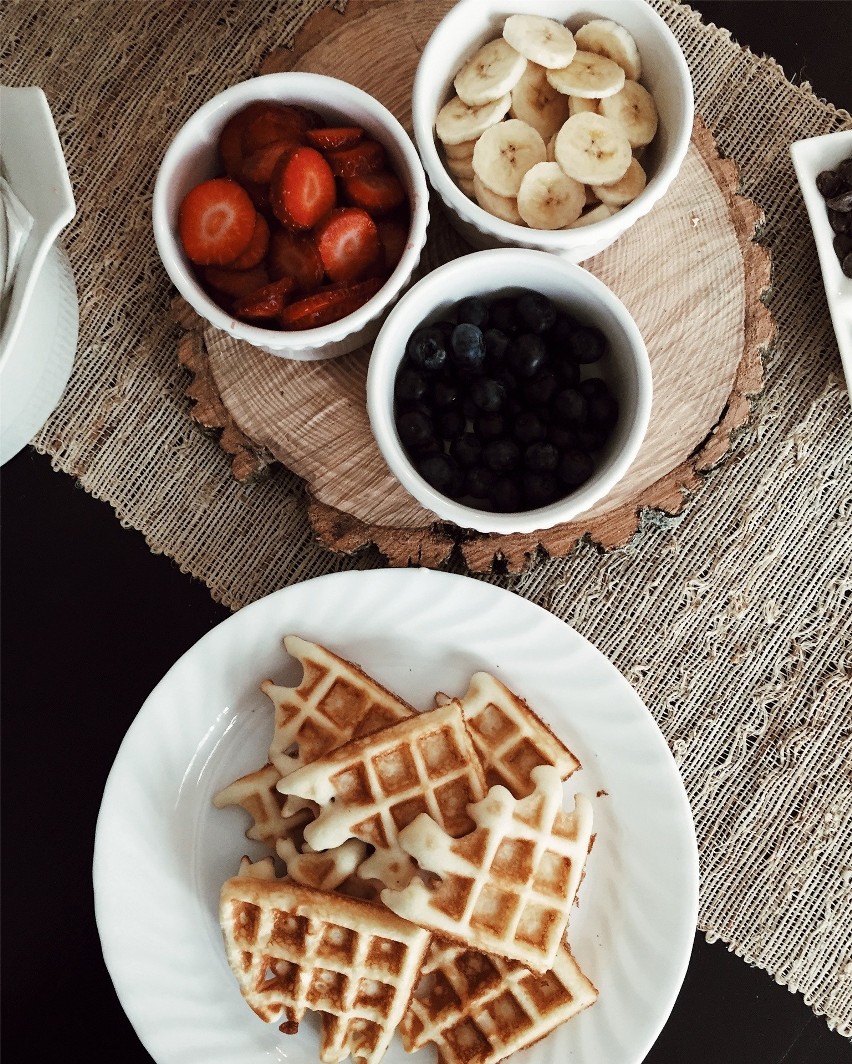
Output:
366,247,652,534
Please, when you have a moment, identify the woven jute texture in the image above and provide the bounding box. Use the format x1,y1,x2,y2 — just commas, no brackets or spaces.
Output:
4,0,851,1037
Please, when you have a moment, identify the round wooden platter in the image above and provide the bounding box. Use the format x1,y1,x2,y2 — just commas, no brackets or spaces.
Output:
175,0,774,573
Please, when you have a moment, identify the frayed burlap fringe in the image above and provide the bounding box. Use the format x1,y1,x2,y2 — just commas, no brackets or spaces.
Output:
3,0,851,1037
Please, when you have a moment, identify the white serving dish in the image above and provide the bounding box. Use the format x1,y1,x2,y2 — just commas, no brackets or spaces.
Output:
790,128,852,395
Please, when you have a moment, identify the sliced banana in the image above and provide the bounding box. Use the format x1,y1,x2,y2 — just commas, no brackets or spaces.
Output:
443,137,478,160
445,152,476,181
473,174,524,224
592,156,646,206
435,92,512,146
546,131,558,162
502,13,577,69
553,111,632,186
599,79,658,148
458,175,477,199
546,50,625,99
566,202,616,228
517,161,585,229
568,94,599,117
574,18,642,81
454,37,528,107
509,61,571,141
472,117,547,198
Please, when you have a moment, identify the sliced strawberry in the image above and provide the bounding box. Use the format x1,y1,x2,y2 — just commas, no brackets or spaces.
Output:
375,216,409,273
325,139,387,177
314,207,381,284
239,139,299,185
218,102,268,178
242,178,271,213
241,104,309,154
232,276,296,323
342,171,407,216
267,227,324,292
203,264,269,300
228,213,270,270
306,126,365,152
270,146,337,230
179,178,257,266
280,276,384,331
290,104,324,130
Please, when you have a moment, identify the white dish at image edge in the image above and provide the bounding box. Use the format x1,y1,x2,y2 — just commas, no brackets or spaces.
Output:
93,567,699,1064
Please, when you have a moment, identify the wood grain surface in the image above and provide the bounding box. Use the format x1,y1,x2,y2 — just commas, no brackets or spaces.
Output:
177,0,774,572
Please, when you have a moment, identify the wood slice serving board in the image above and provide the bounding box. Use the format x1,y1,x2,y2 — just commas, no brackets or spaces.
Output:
175,0,774,573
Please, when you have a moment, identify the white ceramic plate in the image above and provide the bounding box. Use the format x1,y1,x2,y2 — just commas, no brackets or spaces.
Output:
94,568,698,1064
790,129,852,395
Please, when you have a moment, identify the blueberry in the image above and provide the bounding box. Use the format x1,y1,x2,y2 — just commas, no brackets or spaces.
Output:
568,326,607,364
431,377,460,409
523,471,558,507
473,412,506,440
471,377,507,413
578,376,611,399
435,406,465,440
513,410,546,445
524,441,559,473
508,333,548,378
558,448,595,487
418,452,459,494
575,423,610,451
552,387,587,423
548,421,577,450
456,296,490,329
394,367,427,404
516,291,557,334
554,356,581,387
483,327,512,362
397,409,434,451
450,432,482,468
548,312,581,351
450,323,486,372
483,437,521,474
586,391,619,429
523,368,557,406
490,297,520,335
491,477,523,512
465,464,497,499
406,326,448,372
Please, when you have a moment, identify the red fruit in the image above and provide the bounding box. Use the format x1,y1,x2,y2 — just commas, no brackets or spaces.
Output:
267,228,324,293
290,104,324,130
179,177,257,266
228,213,270,270
218,102,268,178
241,104,309,154
314,207,381,284
270,146,337,230
239,140,298,184
232,276,296,323
325,139,387,177
305,126,365,152
375,216,409,273
342,171,406,216
280,277,384,330
203,264,269,299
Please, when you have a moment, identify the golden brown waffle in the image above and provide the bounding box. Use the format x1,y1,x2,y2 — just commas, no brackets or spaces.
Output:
400,936,598,1063
274,836,367,893
264,635,416,776
219,873,431,1063
213,762,314,849
277,701,488,889
438,672,581,797
380,764,593,972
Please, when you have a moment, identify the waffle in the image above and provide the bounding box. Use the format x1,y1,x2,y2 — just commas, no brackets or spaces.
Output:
219,873,431,1063
380,764,593,972
277,701,488,890
275,836,368,893
264,636,416,777
213,762,314,850
400,936,598,1063
438,671,581,797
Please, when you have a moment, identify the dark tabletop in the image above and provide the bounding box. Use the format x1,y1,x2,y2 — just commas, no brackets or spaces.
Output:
2,3,851,1062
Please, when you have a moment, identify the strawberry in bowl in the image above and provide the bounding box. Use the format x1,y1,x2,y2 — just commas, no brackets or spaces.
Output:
153,73,429,361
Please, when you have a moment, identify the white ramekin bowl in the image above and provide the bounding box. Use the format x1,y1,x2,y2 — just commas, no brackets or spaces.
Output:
412,0,693,263
153,72,429,360
367,248,652,535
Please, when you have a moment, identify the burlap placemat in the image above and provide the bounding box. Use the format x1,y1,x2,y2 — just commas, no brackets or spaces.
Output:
4,0,851,1036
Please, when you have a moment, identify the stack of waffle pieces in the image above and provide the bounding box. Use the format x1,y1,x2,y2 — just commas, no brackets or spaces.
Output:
215,636,598,1064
